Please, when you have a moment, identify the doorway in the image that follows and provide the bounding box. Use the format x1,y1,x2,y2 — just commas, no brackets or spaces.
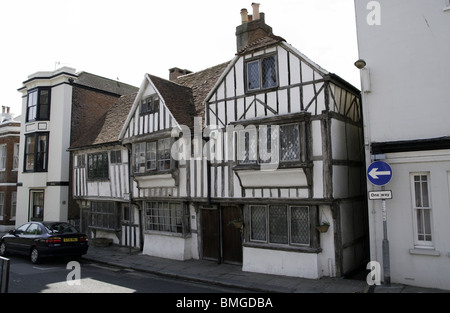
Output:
201,205,243,264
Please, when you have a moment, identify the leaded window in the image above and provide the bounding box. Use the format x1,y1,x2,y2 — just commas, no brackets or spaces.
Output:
134,139,172,174
246,55,278,92
90,202,119,230
280,124,300,162
158,138,171,171
88,152,109,179
249,204,311,247
237,123,304,166
238,128,257,164
144,201,189,234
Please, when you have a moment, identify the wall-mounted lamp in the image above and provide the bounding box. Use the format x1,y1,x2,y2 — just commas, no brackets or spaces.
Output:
354,59,367,69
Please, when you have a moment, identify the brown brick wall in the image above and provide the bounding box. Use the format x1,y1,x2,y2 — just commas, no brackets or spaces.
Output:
0,128,19,225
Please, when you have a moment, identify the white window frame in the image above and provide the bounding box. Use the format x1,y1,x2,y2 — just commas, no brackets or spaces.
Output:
11,191,17,220
411,173,434,248
13,143,19,171
0,144,6,171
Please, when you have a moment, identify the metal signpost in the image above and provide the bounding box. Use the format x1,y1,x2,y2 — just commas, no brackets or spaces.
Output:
367,161,393,286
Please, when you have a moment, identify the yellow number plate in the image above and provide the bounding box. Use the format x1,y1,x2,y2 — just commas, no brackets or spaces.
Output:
63,238,78,242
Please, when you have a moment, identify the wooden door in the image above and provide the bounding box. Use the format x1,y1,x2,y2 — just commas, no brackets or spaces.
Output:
221,206,243,264
201,209,219,261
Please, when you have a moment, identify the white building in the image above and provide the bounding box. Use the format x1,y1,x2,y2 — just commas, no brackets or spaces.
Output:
16,67,137,227
355,0,450,290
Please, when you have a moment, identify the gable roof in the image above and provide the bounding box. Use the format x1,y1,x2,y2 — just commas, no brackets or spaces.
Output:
148,75,195,129
70,92,137,149
173,61,231,120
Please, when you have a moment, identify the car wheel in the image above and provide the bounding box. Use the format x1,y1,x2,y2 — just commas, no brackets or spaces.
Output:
0,241,7,256
30,247,41,264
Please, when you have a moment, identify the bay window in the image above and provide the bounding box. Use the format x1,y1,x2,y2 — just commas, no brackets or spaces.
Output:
134,138,172,174
24,133,49,172
26,88,51,122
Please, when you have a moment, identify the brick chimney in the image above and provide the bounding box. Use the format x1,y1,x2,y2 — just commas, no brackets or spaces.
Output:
236,3,273,52
169,67,193,81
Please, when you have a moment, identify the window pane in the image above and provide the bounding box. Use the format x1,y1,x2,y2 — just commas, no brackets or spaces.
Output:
259,125,279,164
38,89,50,120
238,129,257,164
145,202,183,234
414,175,429,208
291,206,310,245
247,61,260,91
134,143,146,173
158,138,171,170
146,142,157,170
27,90,38,121
280,124,300,162
262,56,277,89
36,135,48,171
269,205,288,244
250,205,267,242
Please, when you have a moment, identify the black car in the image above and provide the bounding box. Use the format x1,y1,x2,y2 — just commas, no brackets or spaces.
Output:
0,221,89,264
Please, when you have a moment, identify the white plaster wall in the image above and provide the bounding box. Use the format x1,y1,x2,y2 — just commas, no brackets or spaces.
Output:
317,205,336,277
355,0,450,142
243,247,320,279
367,151,450,290
142,233,193,261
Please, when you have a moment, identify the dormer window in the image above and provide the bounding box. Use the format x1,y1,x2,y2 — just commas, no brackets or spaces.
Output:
26,88,51,122
140,94,160,115
246,55,278,92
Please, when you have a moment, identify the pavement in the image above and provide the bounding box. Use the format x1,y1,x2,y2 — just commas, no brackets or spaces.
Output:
1,230,447,293
81,243,449,293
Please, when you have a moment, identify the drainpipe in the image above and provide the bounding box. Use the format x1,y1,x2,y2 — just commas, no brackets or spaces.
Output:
126,143,134,255
203,135,220,263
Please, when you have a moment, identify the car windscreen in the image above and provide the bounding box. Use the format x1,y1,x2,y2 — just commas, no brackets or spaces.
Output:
45,223,79,234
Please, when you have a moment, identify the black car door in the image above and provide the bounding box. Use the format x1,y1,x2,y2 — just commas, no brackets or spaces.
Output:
21,223,43,252
7,223,31,253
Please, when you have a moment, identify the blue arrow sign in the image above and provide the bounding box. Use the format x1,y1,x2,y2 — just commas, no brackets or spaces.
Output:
367,161,393,186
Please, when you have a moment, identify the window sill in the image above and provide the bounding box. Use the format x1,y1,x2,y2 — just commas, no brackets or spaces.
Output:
409,248,440,256
244,242,321,254
143,230,191,239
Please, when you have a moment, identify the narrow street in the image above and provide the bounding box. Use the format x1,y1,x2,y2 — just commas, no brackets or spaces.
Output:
5,255,255,293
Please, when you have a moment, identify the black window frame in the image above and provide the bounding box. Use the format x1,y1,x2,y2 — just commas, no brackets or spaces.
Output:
110,150,122,164
245,54,278,93
246,204,320,252
236,122,307,167
26,87,51,122
24,132,49,173
87,152,109,180
140,94,160,115
89,201,120,231
133,138,173,175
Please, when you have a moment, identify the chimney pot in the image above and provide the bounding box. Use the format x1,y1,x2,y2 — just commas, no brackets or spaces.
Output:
241,9,248,24
252,3,260,20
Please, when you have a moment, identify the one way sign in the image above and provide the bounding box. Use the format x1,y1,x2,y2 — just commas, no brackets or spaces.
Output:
367,161,393,186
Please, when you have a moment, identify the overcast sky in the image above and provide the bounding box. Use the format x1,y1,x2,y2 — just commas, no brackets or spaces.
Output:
0,0,360,116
